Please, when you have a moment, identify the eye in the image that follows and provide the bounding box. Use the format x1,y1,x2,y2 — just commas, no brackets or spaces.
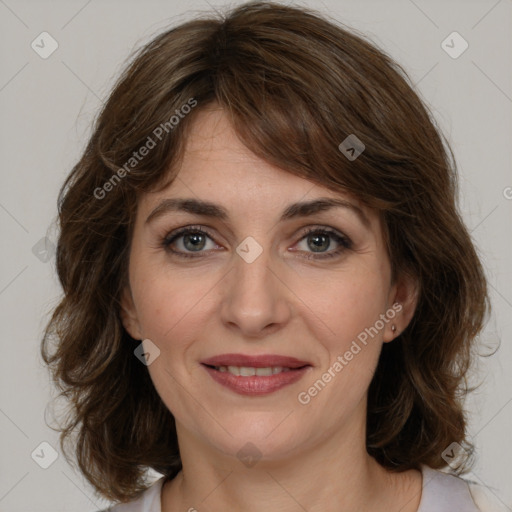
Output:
162,226,221,258
293,227,352,260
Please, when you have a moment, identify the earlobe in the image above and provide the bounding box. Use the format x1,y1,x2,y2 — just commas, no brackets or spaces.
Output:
120,286,143,340
384,272,419,342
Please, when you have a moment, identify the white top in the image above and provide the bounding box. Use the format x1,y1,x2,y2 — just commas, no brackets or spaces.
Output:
100,465,509,511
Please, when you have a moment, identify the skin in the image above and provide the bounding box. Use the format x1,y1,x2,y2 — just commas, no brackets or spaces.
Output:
121,105,422,512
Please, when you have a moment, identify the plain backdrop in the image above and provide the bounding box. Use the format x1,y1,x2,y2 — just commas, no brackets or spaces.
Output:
0,0,511,510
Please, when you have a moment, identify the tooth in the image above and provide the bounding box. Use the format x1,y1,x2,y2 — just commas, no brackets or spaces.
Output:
228,365,240,376
220,365,295,376
255,367,273,376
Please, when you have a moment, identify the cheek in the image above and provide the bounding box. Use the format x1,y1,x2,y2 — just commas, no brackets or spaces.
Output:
130,266,218,417
297,276,388,419
303,266,390,344
129,250,213,336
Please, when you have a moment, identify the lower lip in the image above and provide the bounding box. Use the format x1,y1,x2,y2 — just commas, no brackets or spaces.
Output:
202,365,310,396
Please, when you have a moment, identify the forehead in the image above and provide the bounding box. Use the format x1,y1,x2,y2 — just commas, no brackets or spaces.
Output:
177,107,309,194
137,106,380,239
154,108,364,208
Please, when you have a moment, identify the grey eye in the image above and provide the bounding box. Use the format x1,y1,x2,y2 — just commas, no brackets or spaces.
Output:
306,233,331,252
182,232,207,251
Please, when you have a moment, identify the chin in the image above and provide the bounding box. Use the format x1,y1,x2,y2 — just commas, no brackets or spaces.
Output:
198,412,308,463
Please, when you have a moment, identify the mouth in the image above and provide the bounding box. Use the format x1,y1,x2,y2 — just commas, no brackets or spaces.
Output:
206,365,300,376
201,354,312,396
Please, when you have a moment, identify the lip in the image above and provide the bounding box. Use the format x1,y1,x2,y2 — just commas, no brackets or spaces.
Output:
201,353,311,368
203,365,311,395
201,353,312,396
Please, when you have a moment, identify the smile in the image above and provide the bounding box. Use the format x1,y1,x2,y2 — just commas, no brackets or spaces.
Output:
213,365,292,376
201,358,311,395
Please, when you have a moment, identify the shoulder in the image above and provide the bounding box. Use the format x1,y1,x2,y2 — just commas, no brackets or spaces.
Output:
419,465,509,512
97,477,167,512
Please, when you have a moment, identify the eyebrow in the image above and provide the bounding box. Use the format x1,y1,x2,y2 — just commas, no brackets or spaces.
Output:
145,197,370,227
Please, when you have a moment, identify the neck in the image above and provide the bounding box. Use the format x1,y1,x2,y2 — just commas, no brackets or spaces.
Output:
162,414,422,512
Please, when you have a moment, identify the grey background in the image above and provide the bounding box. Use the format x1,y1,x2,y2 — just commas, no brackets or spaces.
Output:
0,0,511,510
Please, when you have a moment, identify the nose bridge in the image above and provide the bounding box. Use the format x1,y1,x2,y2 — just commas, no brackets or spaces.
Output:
220,239,290,335
235,245,273,296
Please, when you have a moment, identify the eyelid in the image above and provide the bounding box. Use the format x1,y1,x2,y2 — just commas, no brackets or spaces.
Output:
159,224,217,250
294,224,348,239
162,224,217,244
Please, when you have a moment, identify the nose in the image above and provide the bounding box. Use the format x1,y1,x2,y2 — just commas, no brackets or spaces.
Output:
219,245,292,339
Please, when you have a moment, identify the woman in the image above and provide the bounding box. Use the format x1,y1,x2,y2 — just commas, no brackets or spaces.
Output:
41,2,506,510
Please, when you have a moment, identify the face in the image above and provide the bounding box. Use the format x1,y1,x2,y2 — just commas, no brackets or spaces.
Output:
121,105,417,463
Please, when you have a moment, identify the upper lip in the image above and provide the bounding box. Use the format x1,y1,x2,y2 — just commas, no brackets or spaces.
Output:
201,353,311,369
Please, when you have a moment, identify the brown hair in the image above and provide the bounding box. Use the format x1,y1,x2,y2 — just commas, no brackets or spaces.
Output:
41,0,489,503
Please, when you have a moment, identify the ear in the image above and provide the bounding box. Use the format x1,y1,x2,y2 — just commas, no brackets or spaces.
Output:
120,286,143,340
383,271,419,343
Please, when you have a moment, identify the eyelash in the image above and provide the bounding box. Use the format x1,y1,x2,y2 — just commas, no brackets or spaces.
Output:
161,224,353,260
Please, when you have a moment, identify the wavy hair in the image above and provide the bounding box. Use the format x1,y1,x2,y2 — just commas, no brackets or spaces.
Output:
41,0,489,503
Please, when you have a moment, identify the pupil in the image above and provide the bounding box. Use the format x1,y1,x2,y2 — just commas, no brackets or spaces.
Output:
309,234,329,252
184,233,205,251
